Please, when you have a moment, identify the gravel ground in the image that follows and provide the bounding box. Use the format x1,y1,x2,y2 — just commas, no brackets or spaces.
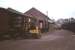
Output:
0,30,74,50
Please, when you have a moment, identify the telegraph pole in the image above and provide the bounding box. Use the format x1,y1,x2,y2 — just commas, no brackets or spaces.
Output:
46,11,48,17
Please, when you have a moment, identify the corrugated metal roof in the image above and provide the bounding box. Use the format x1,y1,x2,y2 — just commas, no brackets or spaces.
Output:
7,8,25,16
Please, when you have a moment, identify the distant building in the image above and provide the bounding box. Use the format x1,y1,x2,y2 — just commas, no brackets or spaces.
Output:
24,7,51,32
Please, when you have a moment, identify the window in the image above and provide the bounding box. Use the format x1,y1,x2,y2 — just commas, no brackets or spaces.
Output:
28,18,31,22
14,24,21,27
17,16,22,19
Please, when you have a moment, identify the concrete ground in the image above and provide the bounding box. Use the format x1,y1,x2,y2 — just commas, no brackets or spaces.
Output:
0,30,74,50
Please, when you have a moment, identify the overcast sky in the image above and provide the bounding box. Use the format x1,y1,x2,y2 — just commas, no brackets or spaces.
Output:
0,0,75,20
